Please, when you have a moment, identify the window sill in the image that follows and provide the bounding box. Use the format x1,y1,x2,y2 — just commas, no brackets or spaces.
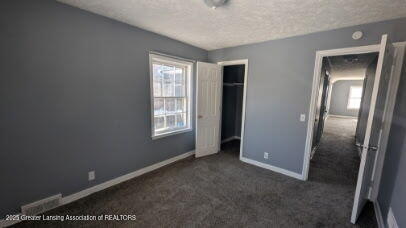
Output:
152,128,193,140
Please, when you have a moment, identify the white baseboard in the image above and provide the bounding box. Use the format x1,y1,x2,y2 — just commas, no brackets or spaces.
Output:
387,208,399,228
221,136,241,143
240,156,303,180
63,150,194,204
328,114,358,119
0,215,21,227
374,201,385,228
0,150,195,228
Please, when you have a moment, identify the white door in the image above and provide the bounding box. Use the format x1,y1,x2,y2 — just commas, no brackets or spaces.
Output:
195,62,222,158
351,34,394,223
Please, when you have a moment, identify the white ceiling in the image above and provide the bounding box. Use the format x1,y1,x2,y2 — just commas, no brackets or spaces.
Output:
328,53,378,81
57,0,406,50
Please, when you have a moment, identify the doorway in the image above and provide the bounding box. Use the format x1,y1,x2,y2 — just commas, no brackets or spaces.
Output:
220,64,245,157
309,52,379,224
195,60,248,159
311,53,379,159
303,35,403,224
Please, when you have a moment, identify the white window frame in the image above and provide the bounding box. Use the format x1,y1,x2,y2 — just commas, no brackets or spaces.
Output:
149,53,193,139
347,86,363,110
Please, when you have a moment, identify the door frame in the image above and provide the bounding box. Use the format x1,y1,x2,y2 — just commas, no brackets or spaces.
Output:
217,59,249,160
302,41,406,182
303,44,380,181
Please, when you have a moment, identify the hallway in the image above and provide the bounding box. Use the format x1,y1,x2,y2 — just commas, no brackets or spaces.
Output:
310,116,359,184
309,116,377,227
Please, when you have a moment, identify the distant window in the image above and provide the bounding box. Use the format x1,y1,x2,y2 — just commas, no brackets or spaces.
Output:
149,54,192,139
347,86,362,109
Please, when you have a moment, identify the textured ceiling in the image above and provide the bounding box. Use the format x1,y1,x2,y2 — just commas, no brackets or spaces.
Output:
328,53,378,80
57,0,406,50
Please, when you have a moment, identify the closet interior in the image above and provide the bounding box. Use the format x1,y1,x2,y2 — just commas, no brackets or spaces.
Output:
221,64,245,151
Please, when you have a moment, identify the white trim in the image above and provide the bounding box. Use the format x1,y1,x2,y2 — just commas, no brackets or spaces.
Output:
149,53,194,140
63,150,194,204
317,44,380,57
148,51,196,63
217,59,249,161
151,128,193,140
0,216,21,227
331,77,365,83
303,43,382,181
394,41,406,46
21,194,62,214
387,208,399,228
0,150,195,227
328,114,358,119
303,49,325,180
240,157,303,180
370,42,405,201
221,136,241,143
374,201,385,228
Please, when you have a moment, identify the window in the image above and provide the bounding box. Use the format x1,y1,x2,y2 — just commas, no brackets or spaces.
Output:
347,86,363,109
149,54,192,139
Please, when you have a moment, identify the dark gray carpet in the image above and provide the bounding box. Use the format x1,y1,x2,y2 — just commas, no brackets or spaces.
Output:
13,117,376,227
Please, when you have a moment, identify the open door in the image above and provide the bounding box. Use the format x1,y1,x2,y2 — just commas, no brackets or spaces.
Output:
351,34,394,223
195,62,222,157
317,74,330,143
312,68,331,153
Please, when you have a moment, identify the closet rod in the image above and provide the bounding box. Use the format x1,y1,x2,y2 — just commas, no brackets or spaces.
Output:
223,83,244,86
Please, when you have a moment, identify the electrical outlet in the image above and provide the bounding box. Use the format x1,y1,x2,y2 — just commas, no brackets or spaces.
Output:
264,152,269,159
88,171,95,181
300,114,306,122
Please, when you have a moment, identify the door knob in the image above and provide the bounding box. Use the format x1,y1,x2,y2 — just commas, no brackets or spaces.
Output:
368,146,378,151
363,145,378,151
198,115,203,119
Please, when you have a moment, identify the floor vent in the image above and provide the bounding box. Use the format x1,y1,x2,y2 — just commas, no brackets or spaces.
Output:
21,194,62,215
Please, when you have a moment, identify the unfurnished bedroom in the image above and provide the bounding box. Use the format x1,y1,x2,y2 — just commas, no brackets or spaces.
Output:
1,0,406,227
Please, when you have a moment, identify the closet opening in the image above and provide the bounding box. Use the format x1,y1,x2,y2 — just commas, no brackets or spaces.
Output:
220,64,246,157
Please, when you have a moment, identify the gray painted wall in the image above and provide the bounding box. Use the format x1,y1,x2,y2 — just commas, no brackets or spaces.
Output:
329,80,364,117
0,0,207,217
208,17,406,175
377,54,406,228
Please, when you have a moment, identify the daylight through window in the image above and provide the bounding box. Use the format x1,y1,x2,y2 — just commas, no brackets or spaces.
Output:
150,54,192,138
347,86,363,109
